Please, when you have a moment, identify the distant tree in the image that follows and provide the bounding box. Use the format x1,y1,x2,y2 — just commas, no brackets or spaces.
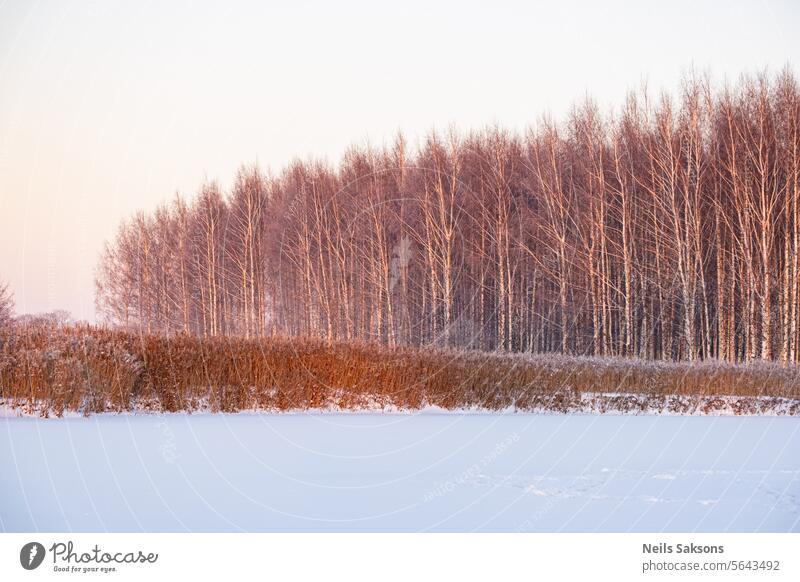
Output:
14,310,72,328
0,279,14,326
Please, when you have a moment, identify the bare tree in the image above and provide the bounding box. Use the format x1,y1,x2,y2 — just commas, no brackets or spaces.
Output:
0,279,14,326
95,70,800,364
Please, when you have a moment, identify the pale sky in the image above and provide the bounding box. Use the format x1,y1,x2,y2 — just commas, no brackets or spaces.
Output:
0,0,798,320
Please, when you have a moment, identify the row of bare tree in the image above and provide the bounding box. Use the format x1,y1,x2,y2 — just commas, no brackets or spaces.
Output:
96,71,800,362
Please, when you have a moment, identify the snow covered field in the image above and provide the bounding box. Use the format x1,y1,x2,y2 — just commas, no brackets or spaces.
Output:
1,413,798,532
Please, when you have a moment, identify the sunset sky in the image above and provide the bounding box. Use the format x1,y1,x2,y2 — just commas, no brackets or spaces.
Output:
1,0,797,320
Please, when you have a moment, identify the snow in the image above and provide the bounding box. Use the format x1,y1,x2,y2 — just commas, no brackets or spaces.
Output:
3,392,799,417
1,412,798,532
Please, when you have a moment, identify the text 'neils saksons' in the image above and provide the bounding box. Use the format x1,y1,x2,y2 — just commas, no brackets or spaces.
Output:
643,543,724,554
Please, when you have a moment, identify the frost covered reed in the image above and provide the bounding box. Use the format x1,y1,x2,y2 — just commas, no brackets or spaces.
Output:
1,323,799,416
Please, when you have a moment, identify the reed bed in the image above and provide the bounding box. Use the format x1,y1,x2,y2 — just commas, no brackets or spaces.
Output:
1,323,799,416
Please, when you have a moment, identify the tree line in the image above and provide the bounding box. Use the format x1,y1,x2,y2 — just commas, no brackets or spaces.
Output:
96,70,800,363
